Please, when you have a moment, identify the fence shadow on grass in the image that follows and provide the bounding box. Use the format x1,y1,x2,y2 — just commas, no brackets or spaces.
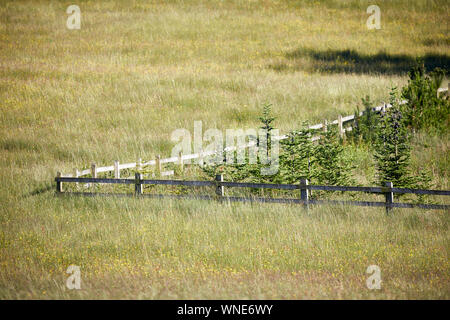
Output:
22,184,53,198
268,48,450,75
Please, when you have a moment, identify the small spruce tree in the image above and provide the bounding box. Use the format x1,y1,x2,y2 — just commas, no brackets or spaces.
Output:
278,122,316,184
373,88,414,187
202,104,278,184
258,103,276,159
315,125,354,186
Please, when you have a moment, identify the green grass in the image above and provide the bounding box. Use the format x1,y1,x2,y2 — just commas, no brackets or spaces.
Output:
0,0,449,299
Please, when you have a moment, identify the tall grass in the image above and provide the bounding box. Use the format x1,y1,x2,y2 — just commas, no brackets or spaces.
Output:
0,0,448,299
1,195,449,299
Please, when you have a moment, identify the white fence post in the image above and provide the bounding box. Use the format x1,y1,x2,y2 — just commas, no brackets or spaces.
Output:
155,155,161,177
338,115,343,138
178,151,184,173
114,160,120,179
74,168,79,187
199,152,204,168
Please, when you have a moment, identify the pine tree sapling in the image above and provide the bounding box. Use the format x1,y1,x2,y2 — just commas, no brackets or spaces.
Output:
374,88,414,188
259,103,276,159
315,125,354,186
278,122,315,184
203,104,279,185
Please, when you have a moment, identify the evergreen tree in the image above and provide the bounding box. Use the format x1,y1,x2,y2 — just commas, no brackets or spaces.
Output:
202,104,278,184
373,88,414,187
259,103,276,132
258,103,275,159
401,59,449,134
315,125,354,186
278,122,315,184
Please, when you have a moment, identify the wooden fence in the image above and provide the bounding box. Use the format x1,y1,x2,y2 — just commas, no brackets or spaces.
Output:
55,174,450,213
59,86,449,180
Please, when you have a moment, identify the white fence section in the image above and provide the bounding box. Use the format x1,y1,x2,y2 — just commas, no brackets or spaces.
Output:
60,87,448,178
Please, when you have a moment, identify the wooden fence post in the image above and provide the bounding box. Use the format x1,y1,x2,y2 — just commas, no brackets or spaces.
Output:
300,178,309,211
385,181,393,214
74,168,79,187
91,163,97,178
338,115,344,138
155,155,161,177
199,152,204,168
323,120,328,132
215,174,224,197
114,160,120,179
135,172,143,195
56,172,63,193
178,151,184,173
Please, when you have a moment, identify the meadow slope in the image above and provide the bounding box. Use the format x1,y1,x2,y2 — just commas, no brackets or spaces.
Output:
0,0,449,299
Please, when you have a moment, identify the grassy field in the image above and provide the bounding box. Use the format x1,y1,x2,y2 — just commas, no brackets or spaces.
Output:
0,0,449,299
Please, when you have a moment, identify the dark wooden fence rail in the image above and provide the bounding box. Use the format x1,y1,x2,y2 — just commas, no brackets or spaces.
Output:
55,173,450,213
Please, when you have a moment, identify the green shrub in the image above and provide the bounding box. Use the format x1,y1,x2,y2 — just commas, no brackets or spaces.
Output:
401,59,449,134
